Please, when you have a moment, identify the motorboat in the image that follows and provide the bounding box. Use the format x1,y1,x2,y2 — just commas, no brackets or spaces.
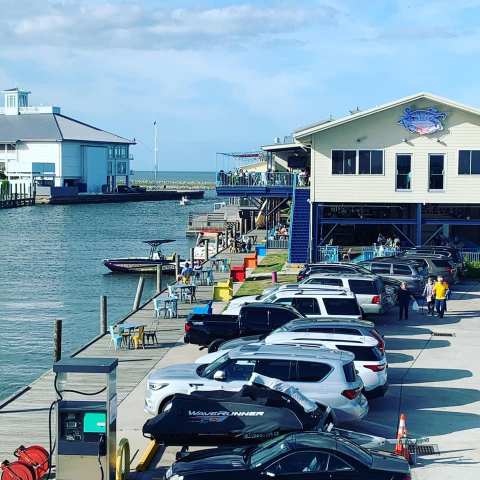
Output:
103,239,178,274
180,196,191,206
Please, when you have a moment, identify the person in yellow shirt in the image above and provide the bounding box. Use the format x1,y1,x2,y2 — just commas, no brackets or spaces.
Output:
432,276,449,318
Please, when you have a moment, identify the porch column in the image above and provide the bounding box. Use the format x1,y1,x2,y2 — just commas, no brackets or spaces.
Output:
416,203,422,246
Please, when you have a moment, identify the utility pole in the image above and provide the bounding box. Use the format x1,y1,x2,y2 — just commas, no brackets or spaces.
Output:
154,120,158,181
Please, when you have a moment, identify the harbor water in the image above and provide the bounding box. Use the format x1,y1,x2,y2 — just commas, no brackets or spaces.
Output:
0,174,215,400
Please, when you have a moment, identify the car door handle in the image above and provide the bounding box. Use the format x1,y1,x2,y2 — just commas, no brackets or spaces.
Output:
189,383,204,388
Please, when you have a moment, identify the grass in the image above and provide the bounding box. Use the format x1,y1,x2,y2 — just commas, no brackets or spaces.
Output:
234,274,298,297
253,252,288,274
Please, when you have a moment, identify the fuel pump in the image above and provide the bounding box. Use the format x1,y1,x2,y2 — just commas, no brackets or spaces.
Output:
53,357,118,480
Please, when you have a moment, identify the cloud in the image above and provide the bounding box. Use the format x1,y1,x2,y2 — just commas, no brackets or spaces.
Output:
0,0,341,51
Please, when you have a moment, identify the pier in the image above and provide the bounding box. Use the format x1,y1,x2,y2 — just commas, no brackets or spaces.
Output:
0,183,35,209
0,250,245,460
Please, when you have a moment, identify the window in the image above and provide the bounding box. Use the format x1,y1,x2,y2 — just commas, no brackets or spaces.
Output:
291,297,320,315
396,154,412,190
336,345,383,361
268,451,329,475
107,162,113,175
222,359,256,381
255,359,294,381
116,162,127,175
429,154,445,190
343,362,357,382
306,278,343,287
359,150,383,174
431,259,452,268
296,361,332,382
392,264,412,275
242,308,269,331
323,298,360,316
108,146,114,159
327,455,353,472
348,280,379,295
332,150,356,174
6,144,16,151
370,263,391,274
459,150,480,175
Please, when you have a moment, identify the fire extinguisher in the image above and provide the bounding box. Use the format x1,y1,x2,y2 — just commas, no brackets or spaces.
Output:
0,460,35,480
13,446,49,480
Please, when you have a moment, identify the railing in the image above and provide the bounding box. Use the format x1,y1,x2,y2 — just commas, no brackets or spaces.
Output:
315,246,339,262
216,171,296,187
267,239,289,249
460,249,480,263
361,246,399,260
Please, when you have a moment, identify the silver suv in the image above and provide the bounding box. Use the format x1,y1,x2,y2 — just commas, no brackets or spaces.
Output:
147,344,368,424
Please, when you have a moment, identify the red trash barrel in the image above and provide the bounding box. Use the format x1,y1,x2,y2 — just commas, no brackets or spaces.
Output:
271,271,278,283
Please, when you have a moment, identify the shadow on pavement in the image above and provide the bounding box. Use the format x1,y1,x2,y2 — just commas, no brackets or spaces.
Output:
386,352,415,364
385,338,450,350
388,367,473,383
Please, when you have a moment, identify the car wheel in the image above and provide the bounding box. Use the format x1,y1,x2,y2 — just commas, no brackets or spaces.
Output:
159,397,174,414
208,338,225,353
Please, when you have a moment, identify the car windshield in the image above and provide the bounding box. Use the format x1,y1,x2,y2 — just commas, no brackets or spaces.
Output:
337,437,373,466
249,435,294,467
200,352,229,378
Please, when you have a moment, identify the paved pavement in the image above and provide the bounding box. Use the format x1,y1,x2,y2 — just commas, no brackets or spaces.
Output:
122,280,480,479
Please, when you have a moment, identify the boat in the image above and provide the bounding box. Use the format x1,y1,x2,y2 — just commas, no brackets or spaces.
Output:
194,232,221,260
179,196,191,206
103,240,178,274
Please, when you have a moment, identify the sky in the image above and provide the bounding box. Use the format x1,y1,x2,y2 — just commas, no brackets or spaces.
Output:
2,0,480,171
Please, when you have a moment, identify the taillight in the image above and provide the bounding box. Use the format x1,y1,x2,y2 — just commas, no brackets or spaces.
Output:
399,475,411,480
371,329,385,353
447,267,453,273
341,388,361,400
184,323,191,333
371,295,381,304
363,364,386,372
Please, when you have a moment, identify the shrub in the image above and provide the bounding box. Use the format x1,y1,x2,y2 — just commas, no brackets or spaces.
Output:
464,260,480,279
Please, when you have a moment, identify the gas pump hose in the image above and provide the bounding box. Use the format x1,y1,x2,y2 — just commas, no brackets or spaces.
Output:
116,438,130,480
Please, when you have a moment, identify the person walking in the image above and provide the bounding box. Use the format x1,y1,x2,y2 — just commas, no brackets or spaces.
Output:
423,277,435,316
398,282,412,320
433,276,449,317
433,276,449,318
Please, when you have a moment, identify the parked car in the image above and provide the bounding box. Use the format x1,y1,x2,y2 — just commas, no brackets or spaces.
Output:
299,273,395,315
146,344,369,423
184,303,303,351
390,254,458,284
223,284,347,316
199,332,387,398
165,431,411,480
297,263,374,282
217,318,386,354
401,246,465,274
358,259,427,295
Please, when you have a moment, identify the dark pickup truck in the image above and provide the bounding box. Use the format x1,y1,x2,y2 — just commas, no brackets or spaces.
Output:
184,303,303,352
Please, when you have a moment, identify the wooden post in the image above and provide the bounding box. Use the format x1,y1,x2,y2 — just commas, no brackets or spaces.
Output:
53,320,62,362
216,233,220,254
190,247,195,266
156,264,163,294
100,295,107,334
205,239,210,261
175,254,181,278
133,276,145,311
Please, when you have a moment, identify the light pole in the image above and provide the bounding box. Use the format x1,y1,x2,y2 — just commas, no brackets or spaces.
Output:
154,120,158,182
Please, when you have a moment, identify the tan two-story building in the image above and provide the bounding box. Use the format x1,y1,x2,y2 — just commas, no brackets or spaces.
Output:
293,92,480,257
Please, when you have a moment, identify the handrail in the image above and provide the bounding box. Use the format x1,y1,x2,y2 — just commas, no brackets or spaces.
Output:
216,171,296,187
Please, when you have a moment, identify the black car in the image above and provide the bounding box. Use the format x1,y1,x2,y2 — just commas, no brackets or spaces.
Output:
184,303,303,352
165,432,410,480
297,263,373,282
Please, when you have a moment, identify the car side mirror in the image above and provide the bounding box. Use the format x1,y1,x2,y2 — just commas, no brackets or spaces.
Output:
213,370,226,381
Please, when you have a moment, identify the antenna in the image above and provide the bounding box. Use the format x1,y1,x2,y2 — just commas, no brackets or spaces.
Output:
154,121,158,181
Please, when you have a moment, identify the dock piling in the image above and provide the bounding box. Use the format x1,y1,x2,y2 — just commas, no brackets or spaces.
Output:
205,239,210,261
156,265,163,294
175,254,181,278
100,295,108,334
53,319,62,362
133,276,145,311
190,247,195,266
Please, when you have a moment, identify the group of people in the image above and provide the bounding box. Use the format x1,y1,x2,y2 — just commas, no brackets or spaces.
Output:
397,276,450,320
228,235,253,253
376,233,401,249
178,260,203,284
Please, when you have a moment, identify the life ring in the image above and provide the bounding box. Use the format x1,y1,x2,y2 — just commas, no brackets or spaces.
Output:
116,438,130,480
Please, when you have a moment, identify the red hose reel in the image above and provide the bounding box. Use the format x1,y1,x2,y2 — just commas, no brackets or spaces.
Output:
1,445,49,480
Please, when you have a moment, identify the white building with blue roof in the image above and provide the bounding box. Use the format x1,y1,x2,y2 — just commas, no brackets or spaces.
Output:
0,88,135,193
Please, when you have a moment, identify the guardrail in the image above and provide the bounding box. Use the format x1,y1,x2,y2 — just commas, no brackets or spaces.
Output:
267,239,289,249
216,172,297,187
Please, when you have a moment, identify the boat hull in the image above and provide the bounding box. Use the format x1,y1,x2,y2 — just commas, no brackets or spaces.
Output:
103,258,177,274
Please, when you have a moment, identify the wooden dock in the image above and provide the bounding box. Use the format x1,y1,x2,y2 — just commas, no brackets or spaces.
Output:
0,252,247,459
0,183,35,209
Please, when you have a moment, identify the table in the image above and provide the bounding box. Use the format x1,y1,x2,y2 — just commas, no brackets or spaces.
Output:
211,258,228,272
196,268,214,286
119,322,146,349
170,283,197,303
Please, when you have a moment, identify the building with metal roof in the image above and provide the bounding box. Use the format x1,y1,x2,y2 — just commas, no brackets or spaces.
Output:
0,88,135,193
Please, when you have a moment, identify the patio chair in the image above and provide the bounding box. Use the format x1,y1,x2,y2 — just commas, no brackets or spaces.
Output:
109,326,123,351
144,318,160,345
131,326,145,349
165,296,178,318
153,297,167,318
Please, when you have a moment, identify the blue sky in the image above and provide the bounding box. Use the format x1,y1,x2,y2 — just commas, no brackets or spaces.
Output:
2,0,480,170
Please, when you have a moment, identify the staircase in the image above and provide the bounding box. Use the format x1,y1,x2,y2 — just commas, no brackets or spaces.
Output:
288,188,310,263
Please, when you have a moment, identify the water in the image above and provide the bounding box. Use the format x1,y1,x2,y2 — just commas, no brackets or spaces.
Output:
132,170,215,182
0,177,216,400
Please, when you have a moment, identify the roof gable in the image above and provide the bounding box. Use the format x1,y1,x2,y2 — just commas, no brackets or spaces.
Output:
294,92,480,139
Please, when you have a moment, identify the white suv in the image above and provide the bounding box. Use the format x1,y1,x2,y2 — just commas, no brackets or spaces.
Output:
146,344,368,424
224,288,362,320
299,273,395,315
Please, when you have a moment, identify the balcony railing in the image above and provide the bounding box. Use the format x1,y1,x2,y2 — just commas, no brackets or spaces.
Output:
216,171,297,187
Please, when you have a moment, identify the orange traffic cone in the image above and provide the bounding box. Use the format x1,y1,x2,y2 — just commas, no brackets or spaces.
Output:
394,413,411,463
